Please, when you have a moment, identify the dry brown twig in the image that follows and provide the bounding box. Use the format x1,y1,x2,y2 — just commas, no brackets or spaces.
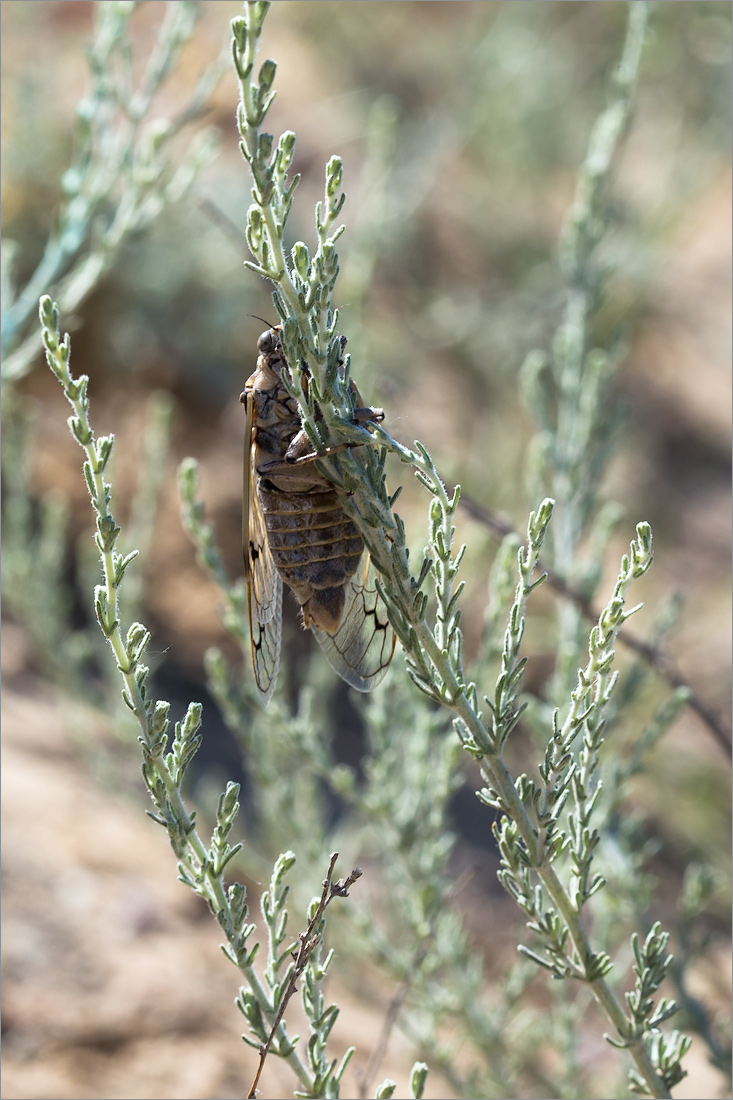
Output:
247,853,363,1100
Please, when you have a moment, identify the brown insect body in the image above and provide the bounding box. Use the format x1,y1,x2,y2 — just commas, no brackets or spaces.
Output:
247,337,363,634
242,326,394,703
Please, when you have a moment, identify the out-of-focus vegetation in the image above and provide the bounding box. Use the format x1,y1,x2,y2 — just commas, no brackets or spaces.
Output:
3,1,730,675
1,3,730,1099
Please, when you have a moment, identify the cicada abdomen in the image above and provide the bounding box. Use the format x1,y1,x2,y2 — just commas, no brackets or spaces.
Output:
242,325,395,704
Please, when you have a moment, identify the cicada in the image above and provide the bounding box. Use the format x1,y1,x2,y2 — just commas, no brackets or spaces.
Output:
241,325,395,704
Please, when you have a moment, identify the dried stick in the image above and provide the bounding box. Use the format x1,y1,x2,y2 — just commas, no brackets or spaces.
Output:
247,854,363,1100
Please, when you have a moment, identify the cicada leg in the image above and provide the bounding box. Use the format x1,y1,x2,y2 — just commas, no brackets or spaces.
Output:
256,408,385,476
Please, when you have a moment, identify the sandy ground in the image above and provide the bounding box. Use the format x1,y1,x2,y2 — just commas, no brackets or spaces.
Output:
0,623,445,1100
2,623,730,1100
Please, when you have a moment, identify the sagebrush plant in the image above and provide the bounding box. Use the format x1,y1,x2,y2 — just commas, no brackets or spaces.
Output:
2,0,221,382
16,1,729,1098
39,288,428,1100
218,4,688,1097
1,0,213,706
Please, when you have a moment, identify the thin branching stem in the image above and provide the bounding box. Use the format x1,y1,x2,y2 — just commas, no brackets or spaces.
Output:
457,491,731,754
228,3,679,1095
39,293,318,1094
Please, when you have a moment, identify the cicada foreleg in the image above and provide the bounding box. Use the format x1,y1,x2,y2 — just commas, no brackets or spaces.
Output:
256,405,385,476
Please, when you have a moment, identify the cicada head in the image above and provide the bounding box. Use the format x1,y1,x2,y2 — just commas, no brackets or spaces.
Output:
257,326,279,356
256,325,289,383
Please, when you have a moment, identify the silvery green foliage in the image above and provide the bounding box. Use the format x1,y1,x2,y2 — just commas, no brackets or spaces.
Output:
30,1,714,1096
181,451,539,1099
1,382,171,706
1,385,91,680
511,8,722,1082
2,0,221,381
40,295,427,1100
2,0,218,705
223,4,692,1097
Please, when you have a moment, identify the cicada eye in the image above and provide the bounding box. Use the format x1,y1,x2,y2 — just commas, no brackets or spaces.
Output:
258,329,277,355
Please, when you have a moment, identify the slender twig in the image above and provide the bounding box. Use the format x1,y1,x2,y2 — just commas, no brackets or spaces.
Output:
197,194,248,248
356,865,479,1099
458,491,732,755
246,854,363,1100
355,945,428,1100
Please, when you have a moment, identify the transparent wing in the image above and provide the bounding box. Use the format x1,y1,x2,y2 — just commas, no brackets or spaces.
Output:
243,391,282,705
311,554,395,692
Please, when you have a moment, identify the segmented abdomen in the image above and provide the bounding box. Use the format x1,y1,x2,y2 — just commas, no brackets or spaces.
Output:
258,483,363,634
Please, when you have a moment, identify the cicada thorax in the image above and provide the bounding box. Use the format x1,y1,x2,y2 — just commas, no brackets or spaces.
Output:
246,329,365,635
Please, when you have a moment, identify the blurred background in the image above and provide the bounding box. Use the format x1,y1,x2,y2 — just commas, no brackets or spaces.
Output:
2,2,730,1098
